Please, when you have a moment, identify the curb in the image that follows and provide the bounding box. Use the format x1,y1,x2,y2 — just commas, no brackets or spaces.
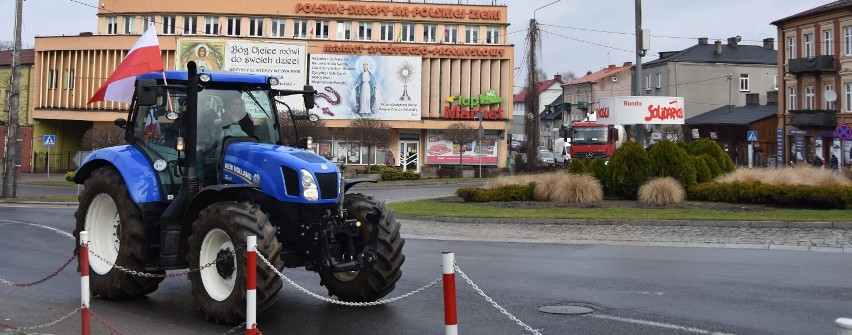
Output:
397,215,852,229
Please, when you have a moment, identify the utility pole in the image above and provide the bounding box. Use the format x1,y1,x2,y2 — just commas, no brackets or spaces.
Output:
633,0,645,146
524,18,540,173
3,0,23,198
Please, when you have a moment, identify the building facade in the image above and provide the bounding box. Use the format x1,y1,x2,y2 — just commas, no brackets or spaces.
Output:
511,74,563,148
773,1,852,168
562,62,633,126
0,49,35,172
32,0,514,174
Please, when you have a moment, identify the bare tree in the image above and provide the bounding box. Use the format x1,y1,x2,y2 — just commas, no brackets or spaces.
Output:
557,71,577,82
81,124,125,150
278,115,330,146
0,41,13,51
661,125,684,142
342,118,392,173
442,122,477,169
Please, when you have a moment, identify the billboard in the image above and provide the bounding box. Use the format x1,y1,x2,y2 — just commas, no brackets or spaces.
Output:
309,54,421,120
424,130,498,165
175,39,308,112
594,96,685,125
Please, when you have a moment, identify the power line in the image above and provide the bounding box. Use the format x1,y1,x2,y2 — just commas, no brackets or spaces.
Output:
539,29,634,53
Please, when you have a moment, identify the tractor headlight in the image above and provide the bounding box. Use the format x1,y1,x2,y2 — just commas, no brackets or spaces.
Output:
300,169,318,201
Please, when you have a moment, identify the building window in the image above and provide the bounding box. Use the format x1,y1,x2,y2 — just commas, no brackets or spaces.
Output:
655,73,662,89
739,74,749,92
226,17,241,36
358,22,373,41
789,86,797,110
805,85,815,109
400,23,415,42
162,16,175,35
205,16,220,35
774,75,778,90
337,21,352,40
293,20,307,39
846,83,852,112
443,25,458,44
314,20,329,39
106,16,118,35
825,29,834,56
141,16,155,32
465,26,479,44
183,16,197,35
787,36,796,59
380,23,394,42
645,74,651,91
64,69,75,90
485,26,499,45
826,84,836,109
47,70,58,90
249,18,263,37
804,33,814,58
423,24,437,43
846,27,852,56
271,19,285,38
124,16,135,35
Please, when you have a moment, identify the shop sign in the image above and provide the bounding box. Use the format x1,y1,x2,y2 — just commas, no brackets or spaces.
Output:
295,3,501,21
322,44,506,58
443,89,505,120
595,96,685,125
445,90,503,107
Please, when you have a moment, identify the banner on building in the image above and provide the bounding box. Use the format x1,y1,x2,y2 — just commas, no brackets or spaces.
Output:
309,54,422,120
175,39,308,112
424,130,498,165
594,96,685,125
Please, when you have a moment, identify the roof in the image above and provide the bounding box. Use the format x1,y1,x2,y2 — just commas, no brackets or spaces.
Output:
565,63,633,86
513,77,564,103
644,43,776,67
685,104,778,125
539,95,565,121
0,49,35,66
771,0,852,26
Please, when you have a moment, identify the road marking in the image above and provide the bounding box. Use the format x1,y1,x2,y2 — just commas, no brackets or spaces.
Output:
0,219,74,239
591,314,736,335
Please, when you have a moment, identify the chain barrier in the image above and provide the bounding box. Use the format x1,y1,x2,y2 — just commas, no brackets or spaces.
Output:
255,247,443,307
85,243,242,278
0,307,81,331
224,322,247,335
89,309,126,335
454,263,544,335
0,253,76,287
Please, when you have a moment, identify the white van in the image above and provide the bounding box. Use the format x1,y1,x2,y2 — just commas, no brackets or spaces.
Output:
553,138,570,166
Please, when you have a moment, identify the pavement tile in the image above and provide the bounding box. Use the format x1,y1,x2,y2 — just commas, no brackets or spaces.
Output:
810,247,845,253
723,243,769,250
768,245,810,252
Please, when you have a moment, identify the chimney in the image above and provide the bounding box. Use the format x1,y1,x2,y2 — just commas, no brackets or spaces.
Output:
607,64,616,71
763,38,775,50
766,91,778,104
727,37,738,47
746,93,759,106
554,74,562,81
715,40,722,55
623,61,633,67
698,37,709,45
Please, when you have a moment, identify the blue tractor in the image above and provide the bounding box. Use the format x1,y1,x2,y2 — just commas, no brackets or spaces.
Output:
73,62,405,323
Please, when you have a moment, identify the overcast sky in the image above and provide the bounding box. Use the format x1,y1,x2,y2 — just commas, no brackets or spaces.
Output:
0,0,832,90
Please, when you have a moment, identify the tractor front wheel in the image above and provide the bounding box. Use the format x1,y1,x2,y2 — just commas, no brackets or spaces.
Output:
187,201,283,324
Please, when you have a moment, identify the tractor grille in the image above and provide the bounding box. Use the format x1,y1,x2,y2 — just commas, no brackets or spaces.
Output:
315,172,339,199
282,166,300,197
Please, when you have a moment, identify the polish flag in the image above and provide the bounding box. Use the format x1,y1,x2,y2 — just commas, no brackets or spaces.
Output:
88,23,163,104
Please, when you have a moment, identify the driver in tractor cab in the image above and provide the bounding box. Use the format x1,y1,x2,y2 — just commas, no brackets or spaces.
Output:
197,92,250,186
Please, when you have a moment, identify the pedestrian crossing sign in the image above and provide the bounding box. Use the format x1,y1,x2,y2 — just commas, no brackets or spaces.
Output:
43,134,56,147
747,131,758,142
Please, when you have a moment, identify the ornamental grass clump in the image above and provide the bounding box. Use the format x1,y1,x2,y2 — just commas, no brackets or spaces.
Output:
638,177,685,205
549,173,603,203
532,172,568,201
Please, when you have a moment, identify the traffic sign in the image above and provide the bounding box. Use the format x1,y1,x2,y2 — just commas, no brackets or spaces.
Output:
836,123,852,140
43,134,56,147
747,131,758,142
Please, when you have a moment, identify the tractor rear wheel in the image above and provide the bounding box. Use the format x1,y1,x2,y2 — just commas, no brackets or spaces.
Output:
319,193,405,302
187,201,284,324
73,166,164,299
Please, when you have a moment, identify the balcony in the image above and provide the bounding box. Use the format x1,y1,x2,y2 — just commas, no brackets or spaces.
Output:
788,109,836,127
788,55,836,74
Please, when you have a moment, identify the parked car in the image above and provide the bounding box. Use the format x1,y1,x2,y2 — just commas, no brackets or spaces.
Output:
536,150,555,166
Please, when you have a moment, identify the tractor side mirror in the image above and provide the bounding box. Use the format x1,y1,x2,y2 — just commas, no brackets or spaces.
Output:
136,79,158,106
297,136,313,150
302,85,316,110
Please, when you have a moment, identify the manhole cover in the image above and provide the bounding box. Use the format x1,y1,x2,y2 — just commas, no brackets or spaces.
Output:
538,304,595,315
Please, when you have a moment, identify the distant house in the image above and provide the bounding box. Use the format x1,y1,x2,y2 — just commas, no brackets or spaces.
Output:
562,62,634,126
511,74,564,145
772,0,852,167
0,49,36,172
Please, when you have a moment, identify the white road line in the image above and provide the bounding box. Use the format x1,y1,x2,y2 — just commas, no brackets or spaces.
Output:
0,219,74,239
591,314,736,335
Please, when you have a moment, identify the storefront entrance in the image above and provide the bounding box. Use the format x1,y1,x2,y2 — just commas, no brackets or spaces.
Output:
399,141,419,172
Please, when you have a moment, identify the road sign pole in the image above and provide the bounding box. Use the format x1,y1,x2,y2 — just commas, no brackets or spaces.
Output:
46,146,50,181
748,142,754,169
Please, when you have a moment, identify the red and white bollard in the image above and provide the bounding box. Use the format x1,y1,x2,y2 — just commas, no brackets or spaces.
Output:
442,251,458,335
79,231,91,335
246,235,257,335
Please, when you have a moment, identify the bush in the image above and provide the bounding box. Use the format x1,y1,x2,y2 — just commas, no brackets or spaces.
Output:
588,157,608,186
692,155,712,184
648,140,697,189
688,139,734,174
566,158,589,174
699,154,722,178
378,166,421,181
688,182,852,209
638,177,686,205
65,171,76,183
456,183,535,202
607,141,650,200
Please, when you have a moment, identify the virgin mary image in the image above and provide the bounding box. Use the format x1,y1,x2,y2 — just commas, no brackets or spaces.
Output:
354,62,376,115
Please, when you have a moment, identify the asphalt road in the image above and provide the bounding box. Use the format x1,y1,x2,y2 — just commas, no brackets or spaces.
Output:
1,206,851,334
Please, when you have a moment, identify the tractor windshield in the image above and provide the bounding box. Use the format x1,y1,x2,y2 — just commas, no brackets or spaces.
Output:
197,87,278,153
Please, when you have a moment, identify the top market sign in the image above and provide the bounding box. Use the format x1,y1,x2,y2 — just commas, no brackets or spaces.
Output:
594,96,685,125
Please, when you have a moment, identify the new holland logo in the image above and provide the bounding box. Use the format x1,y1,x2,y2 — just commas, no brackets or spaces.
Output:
445,89,503,107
